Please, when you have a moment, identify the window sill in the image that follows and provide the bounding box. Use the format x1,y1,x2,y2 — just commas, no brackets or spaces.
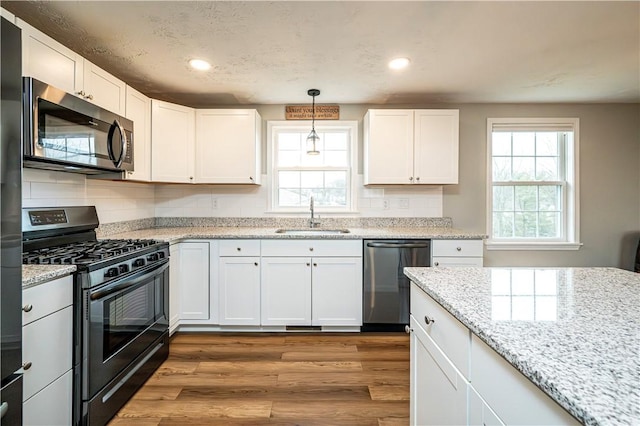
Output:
485,241,583,251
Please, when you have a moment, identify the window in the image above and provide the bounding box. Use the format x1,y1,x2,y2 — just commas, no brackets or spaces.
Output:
268,121,357,212
486,118,580,250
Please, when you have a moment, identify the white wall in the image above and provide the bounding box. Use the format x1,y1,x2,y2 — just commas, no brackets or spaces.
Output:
22,169,155,224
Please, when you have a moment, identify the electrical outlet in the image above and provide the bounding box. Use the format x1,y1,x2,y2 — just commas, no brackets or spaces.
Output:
399,199,410,209
383,199,390,210
212,198,218,209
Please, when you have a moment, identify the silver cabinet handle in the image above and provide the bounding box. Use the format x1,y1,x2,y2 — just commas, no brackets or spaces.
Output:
306,263,310,266
456,247,462,251
416,177,420,182
249,176,254,181
254,262,258,266
424,315,435,325
22,361,32,370
313,263,317,267
22,304,33,312
237,247,241,251
309,247,314,251
85,94,94,100
75,90,86,97
409,176,413,182
434,262,440,266
404,325,412,334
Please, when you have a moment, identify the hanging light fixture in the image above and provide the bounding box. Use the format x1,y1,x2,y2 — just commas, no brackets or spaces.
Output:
306,89,321,155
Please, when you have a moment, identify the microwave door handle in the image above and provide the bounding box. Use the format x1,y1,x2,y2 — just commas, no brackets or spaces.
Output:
90,260,168,301
107,119,127,168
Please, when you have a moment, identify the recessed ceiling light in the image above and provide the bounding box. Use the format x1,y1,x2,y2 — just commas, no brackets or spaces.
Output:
189,59,211,71
388,57,411,70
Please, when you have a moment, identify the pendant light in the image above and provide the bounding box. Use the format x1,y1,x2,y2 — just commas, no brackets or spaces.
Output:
306,89,321,155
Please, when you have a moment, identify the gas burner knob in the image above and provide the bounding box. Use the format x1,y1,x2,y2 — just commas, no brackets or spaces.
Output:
158,252,165,259
133,258,146,268
104,267,119,278
147,253,159,262
118,264,129,274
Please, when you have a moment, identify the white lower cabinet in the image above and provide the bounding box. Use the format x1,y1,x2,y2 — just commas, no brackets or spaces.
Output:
261,257,312,325
410,315,467,425
409,282,579,426
175,241,210,321
260,240,363,327
432,239,483,267
219,257,261,325
21,276,73,426
169,243,181,333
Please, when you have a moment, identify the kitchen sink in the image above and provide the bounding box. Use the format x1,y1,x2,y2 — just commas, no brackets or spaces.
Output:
275,228,351,235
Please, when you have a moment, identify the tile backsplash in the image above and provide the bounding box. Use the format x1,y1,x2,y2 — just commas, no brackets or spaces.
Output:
22,169,155,224
22,170,443,224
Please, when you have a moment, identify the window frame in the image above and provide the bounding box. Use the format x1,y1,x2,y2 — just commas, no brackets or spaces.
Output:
486,117,581,250
267,120,358,214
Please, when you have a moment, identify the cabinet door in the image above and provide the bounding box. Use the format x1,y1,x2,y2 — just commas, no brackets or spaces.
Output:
169,244,181,334
409,315,467,426
469,385,505,426
82,61,126,114
22,306,73,402
23,369,73,426
178,242,210,320
151,100,195,183
195,109,261,184
124,85,151,181
414,110,459,184
219,257,261,325
311,257,362,326
261,257,312,325
364,109,414,184
18,18,83,94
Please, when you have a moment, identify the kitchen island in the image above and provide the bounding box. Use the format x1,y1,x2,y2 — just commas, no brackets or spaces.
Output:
404,266,640,426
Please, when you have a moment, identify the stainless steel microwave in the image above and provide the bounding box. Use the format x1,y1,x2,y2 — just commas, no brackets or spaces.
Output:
23,77,134,174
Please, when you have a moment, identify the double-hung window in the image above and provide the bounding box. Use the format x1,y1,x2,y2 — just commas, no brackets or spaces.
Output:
487,118,580,250
268,121,357,212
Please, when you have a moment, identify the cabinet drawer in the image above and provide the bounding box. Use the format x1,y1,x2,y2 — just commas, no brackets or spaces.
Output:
23,369,72,426
22,276,73,326
432,239,483,257
410,283,470,378
432,256,483,267
261,239,361,257
219,239,261,256
22,306,73,401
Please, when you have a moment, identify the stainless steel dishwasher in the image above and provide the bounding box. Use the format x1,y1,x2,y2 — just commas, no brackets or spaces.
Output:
362,239,430,331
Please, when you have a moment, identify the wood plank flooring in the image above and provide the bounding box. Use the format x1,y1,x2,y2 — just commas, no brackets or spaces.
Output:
108,332,410,425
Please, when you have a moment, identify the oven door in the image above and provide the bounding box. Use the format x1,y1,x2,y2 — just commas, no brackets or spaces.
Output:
83,260,168,399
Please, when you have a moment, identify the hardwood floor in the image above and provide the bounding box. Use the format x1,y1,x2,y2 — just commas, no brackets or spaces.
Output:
108,332,410,425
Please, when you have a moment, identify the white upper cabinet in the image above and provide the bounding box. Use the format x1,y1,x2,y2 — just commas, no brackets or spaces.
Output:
151,99,196,183
17,18,126,115
195,109,261,184
82,60,126,115
364,109,459,185
124,85,151,181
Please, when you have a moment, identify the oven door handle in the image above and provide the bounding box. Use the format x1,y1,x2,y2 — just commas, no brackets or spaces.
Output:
90,260,168,301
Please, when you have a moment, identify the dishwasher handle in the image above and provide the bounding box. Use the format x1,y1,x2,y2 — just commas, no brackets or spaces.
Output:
366,242,429,249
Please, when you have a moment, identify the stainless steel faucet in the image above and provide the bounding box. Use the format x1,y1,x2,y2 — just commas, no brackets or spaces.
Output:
309,196,321,228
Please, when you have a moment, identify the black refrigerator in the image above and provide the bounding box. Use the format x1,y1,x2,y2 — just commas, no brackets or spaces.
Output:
0,16,23,425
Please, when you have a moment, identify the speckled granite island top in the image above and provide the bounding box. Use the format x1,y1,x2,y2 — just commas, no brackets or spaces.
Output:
101,226,484,242
404,266,640,426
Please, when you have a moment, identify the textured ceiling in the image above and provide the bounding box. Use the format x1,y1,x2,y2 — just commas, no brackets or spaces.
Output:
3,1,639,107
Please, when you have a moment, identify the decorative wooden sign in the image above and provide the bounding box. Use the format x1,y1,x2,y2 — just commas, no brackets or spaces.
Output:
285,105,340,120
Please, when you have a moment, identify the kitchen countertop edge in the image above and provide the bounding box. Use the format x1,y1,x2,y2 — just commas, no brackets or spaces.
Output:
22,264,76,289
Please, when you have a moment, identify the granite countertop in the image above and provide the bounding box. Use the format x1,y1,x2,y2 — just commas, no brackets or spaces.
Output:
22,264,76,289
404,266,640,426
102,226,485,242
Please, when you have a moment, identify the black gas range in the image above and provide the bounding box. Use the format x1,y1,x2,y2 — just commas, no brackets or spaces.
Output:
22,206,169,426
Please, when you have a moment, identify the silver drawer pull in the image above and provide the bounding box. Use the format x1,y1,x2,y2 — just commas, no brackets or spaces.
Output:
456,247,462,251
237,247,241,251
22,362,32,370
309,247,314,251
404,325,412,334
434,262,440,266
424,315,435,325
22,304,33,312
